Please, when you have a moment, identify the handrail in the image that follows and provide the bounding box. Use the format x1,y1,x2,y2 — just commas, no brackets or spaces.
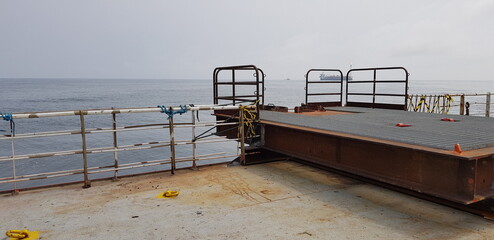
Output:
305,69,344,106
10,105,252,119
0,104,253,193
346,67,409,110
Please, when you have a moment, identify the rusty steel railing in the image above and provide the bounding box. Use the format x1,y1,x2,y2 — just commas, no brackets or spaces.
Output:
407,93,493,117
0,105,253,193
213,65,265,106
346,67,409,110
304,69,344,107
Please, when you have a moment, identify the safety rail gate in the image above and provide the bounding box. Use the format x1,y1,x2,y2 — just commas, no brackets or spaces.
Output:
346,67,409,110
213,65,265,107
305,69,344,107
303,67,409,110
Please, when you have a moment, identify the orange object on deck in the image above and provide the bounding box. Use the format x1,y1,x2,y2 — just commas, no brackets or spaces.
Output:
454,144,462,153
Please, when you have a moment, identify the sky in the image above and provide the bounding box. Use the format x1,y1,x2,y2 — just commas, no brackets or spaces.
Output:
1,0,494,81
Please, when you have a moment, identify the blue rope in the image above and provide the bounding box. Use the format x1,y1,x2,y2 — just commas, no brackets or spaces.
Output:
1,112,13,121
158,105,189,119
0,112,15,136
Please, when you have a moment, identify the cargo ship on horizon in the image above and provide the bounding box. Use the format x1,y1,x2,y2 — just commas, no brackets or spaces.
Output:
319,73,353,81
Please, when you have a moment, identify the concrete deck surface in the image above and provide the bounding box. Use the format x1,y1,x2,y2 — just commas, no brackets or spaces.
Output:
1,161,493,240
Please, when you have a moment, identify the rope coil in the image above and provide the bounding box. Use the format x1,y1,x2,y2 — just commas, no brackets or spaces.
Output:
240,105,257,139
6,229,39,240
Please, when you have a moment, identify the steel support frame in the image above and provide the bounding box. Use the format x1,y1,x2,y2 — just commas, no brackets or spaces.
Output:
261,124,494,204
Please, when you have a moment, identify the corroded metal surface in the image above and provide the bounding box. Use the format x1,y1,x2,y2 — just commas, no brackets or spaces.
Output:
2,161,494,239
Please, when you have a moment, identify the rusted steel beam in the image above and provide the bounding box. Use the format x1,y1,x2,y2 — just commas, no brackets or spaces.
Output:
261,123,494,204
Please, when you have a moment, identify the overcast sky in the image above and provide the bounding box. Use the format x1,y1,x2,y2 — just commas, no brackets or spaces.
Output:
1,0,493,81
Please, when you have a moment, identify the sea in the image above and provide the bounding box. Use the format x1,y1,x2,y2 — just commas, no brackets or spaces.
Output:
0,78,492,191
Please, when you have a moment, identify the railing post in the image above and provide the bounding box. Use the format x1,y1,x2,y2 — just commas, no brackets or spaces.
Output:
232,70,236,105
239,107,245,165
79,110,91,188
112,110,119,180
372,69,377,107
168,110,176,174
460,95,465,115
486,92,491,117
10,120,17,194
191,110,197,169
441,95,446,114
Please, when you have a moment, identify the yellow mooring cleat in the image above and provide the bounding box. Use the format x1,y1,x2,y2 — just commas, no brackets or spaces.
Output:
6,229,39,240
156,190,179,198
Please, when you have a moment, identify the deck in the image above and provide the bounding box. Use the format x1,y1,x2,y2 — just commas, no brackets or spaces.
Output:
2,161,494,240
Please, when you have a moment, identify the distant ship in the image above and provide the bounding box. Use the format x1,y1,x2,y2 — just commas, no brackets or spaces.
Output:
319,73,352,81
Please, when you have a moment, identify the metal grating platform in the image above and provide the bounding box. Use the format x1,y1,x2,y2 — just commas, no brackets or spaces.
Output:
260,107,494,152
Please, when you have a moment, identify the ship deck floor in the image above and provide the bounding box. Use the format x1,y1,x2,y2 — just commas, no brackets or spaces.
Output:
1,161,494,240
260,107,494,158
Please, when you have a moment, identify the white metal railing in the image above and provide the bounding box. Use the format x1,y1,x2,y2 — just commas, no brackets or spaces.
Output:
407,92,492,117
0,104,254,193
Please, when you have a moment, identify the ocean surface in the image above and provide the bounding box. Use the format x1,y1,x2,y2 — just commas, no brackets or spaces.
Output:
0,78,492,191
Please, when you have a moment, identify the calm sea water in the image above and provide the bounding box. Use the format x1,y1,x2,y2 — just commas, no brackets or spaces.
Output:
0,78,492,191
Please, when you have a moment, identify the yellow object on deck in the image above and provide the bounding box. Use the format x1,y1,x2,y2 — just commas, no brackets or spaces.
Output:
156,190,179,198
6,229,39,240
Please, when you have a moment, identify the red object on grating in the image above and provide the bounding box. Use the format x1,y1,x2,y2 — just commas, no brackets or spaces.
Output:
441,118,458,122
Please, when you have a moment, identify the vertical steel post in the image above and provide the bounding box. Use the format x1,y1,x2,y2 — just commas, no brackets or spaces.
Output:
168,111,176,174
340,72,344,106
112,111,119,180
460,95,465,115
345,71,350,106
305,73,309,104
486,92,491,117
372,69,377,107
239,108,245,165
213,69,218,104
404,71,409,111
79,110,91,188
255,69,260,108
191,110,197,169
261,70,265,105
442,95,446,114
10,120,17,194
232,70,236,105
